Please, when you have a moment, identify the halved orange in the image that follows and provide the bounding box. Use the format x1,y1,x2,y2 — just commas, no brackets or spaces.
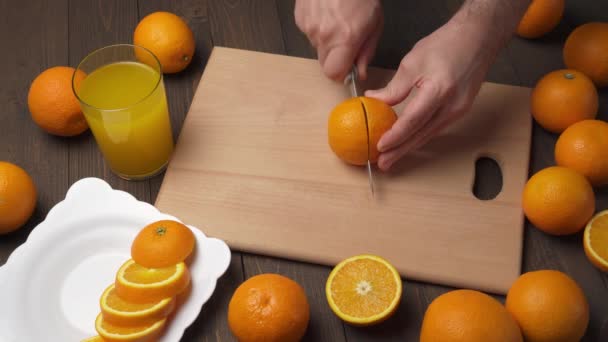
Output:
81,336,104,342
100,284,175,326
584,210,608,272
114,259,190,303
95,313,166,342
326,254,402,326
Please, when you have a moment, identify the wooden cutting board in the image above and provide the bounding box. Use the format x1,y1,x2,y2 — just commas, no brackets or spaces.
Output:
155,47,532,294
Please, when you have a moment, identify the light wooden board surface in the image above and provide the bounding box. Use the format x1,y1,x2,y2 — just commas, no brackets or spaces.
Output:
155,47,532,294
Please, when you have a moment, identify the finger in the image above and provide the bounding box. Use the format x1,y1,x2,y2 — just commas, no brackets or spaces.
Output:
356,25,383,81
322,45,359,81
364,60,416,105
376,81,442,152
378,110,452,171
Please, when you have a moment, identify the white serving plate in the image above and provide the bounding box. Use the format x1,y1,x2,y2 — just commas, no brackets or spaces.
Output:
0,178,231,342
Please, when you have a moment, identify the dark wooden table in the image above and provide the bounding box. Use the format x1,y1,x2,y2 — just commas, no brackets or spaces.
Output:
2,1,607,341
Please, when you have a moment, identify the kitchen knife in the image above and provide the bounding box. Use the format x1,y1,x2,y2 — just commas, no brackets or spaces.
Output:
345,66,375,196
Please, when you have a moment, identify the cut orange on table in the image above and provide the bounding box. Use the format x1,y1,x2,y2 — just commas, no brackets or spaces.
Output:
100,284,175,326
326,254,402,326
95,313,166,342
131,219,195,268
114,259,190,304
584,210,608,272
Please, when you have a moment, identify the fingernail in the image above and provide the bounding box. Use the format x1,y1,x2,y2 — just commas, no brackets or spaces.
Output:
379,159,391,172
377,137,387,152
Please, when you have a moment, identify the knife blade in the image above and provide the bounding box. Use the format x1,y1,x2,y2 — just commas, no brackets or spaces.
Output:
345,66,375,197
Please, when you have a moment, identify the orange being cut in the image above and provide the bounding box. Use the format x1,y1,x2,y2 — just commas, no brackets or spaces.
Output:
328,96,397,165
95,313,166,342
326,254,402,326
584,210,608,272
114,259,190,304
131,219,195,268
100,284,175,326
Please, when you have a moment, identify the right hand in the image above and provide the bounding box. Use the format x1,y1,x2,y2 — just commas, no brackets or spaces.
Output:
295,0,383,82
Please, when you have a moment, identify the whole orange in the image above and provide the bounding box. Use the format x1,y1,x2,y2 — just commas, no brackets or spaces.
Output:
564,22,608,87
517,0,565,39
27,66,88,137
531,69,598,133
506,270,589,342
0,162,37,234
134,11,195,74
522,166,595,235
420,289,522,342
131,219,195,268
328,96,397,165
228,273,310,342
555,119,608,186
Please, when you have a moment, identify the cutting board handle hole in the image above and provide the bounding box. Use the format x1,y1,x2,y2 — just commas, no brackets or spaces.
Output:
472,157,502,200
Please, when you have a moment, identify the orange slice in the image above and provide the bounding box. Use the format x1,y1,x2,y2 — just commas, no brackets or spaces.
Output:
115,259,190,303
100,284,175,326
95,313,166,342
584,210,608,272
81,336,104,342
326,254,402,326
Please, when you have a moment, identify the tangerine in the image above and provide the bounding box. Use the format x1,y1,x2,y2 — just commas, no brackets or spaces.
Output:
420,289,522,342
506,270,589,342
134,12,195,74
555,119,608,186
564,22,608,87
517,0,565,39
27,66,88,136
0,162,37,234
228,273,310,342
522,166,595,235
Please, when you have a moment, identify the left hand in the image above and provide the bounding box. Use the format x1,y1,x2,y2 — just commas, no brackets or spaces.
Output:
365,19,504,171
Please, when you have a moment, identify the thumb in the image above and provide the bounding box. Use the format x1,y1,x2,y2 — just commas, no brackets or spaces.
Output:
365,62,415,106
322,45,358,82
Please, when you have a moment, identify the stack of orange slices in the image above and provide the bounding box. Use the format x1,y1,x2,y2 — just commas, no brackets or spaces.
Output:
83,220,195,341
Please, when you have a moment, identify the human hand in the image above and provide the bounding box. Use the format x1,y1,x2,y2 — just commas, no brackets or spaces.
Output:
365,20,502,171
295,0,383,81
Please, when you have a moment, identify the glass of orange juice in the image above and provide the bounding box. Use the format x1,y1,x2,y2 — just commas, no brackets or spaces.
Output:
72,44,174,180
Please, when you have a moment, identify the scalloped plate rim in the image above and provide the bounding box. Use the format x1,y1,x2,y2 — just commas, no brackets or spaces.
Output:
0,177,231,341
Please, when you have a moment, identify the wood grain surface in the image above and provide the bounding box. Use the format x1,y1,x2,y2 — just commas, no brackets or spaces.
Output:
155,47,532,294
1,0,607,340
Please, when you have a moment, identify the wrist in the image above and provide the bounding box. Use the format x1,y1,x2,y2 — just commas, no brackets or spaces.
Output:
450,0,529,51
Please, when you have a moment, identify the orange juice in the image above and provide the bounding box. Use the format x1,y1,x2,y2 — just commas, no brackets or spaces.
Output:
77,61,173,179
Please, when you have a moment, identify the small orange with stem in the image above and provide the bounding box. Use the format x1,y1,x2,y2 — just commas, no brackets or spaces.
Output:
131,219,195,268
